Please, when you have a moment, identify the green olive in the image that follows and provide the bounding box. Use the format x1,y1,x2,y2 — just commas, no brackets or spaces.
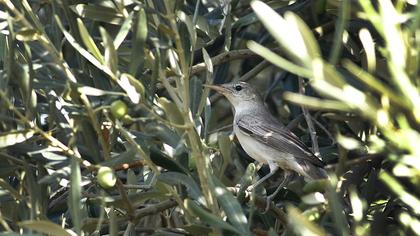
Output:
97,166,116,188
110,100,128,118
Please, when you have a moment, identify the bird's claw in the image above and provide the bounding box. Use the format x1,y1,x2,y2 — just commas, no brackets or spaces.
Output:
246,185,254,193
264,196,273,213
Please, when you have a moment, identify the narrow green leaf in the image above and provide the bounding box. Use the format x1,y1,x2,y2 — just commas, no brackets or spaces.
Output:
114,11,134,49
0,130,35,149
55,15,115,79
232,11,258,29
158,172,204,203
197,48,213,116
286,205,327,236
76,18,104,63
18,220,76,236
158,97,184,126
104,191,170,208
77,86,126,96
359,28,376,73
117,73,144,104
212,176,251,236
150,148,189,174
218,133,231,164
178,11,197,46
184,199,241,235
250,0,310,65
15,28,41,41
343,60,410,109
380,171,420,214
325,177,350,236
328,0,350,64
283,92,352,111
217,133,231,178
71,4,124,25
109,207,118,235
100,27,118,74
189,76,202,115
285,12,321,60
129,7,147,75
100,149,138,168
247,41,312,78
69,158,82,234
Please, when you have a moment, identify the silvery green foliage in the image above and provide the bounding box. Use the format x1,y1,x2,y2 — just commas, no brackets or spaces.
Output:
0,0,418,235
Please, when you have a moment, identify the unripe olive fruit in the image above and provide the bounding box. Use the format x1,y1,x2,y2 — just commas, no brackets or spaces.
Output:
97,166,116,188
110,100,128,119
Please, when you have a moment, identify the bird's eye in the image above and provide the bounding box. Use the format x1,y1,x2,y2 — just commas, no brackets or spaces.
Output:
234,85,242,91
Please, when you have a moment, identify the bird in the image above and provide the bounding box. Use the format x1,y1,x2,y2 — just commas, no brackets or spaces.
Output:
206,81,328,204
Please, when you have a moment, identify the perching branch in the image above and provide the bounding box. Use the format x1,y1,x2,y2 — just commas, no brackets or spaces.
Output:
298,78,320,157
191,49,278,76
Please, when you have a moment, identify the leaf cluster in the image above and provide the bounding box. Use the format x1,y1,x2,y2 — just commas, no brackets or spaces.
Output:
0,0,419,235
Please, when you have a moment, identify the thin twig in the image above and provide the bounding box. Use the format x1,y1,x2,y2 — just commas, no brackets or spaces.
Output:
114,120,159,174
166,13,220,216
160,49,278,90
311,117,336,144
209,124,233,134
286,114,304,130
325,153,384,170
298,78,320,156
82,199,179,228
134,199,178,221
115,178,136,220
240,60,271,82
191,49,279,76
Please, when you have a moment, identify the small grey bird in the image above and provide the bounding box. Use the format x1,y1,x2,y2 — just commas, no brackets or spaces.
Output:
206,81,327,202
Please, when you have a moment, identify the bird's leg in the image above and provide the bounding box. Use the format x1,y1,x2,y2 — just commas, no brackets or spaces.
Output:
247,162,278,192
264,171,293,212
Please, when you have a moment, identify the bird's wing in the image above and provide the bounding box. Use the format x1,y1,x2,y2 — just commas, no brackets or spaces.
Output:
236,115,325,167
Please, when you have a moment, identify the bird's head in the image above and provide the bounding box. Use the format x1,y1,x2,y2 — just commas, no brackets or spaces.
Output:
205,82,263,109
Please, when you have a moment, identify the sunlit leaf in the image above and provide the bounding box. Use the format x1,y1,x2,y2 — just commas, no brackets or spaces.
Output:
100,27,118,74
18,220,76,236
71,4,124,25
69,158,82,234
287,205,327,236
212,176,251,236
0,130,35,149
158,172,204,203
184,199,241,234
129,7,147,75
15,28,41,41
76,18,103,63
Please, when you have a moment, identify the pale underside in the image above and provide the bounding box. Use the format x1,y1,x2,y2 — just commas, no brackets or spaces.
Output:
233,113,325,179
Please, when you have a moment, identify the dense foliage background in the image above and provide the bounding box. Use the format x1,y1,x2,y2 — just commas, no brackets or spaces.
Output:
0,0,419,235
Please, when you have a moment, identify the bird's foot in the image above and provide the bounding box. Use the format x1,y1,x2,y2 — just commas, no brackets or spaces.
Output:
262,186,285,213
246,184,254,193
263,193,276,213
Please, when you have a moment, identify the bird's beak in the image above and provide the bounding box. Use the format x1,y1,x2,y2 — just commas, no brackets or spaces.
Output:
203,84,229,94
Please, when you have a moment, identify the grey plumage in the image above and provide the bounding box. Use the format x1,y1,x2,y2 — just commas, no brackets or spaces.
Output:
236,113,327,179
206,81,327,185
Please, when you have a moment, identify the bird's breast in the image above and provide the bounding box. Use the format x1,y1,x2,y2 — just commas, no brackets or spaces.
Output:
234,127,268,163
